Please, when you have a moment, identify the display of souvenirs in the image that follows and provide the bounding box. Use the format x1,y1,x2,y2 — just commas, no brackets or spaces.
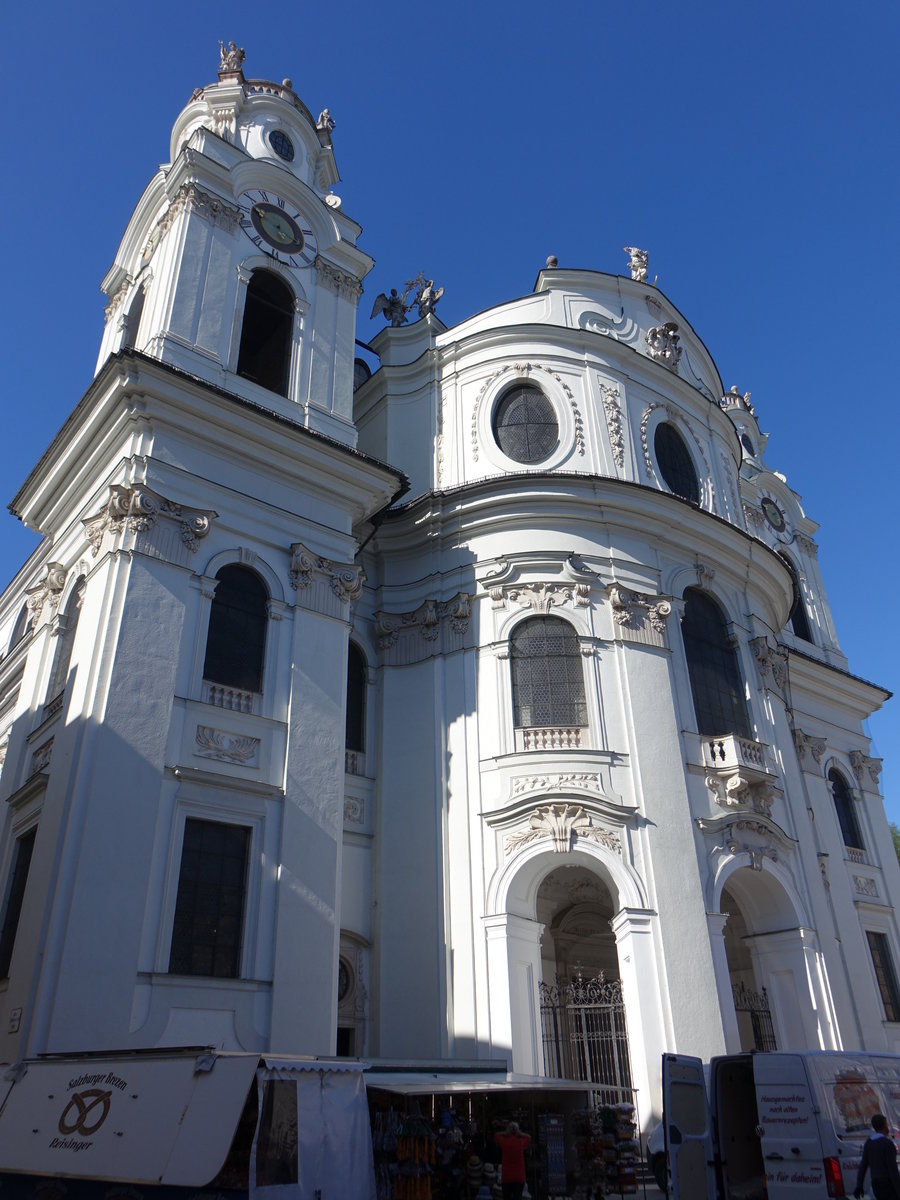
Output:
572,1101,640,1196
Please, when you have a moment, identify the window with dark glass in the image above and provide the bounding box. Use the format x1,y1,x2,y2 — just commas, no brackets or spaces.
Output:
346,642,366,752
654,422,700,504
236,270,294,396
45,577,85,705
122,285,145,350
203,566,268,694
778,554,813,642
492,385,558,464
169,818,250,978
829,769,863,850
681,588,752,738
866,931,900,1022
0,828,36,978
8,603,32,653
510,616,588,728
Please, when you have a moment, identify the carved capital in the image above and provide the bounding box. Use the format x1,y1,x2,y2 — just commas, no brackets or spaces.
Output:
749,635,789,697
25,562,68,624
289,542,364,604
375,592,472,653
607,583,671,646
314,256,363,299
792,728,826,765
83,486,216,558
849,750,883,787
506,581,577,613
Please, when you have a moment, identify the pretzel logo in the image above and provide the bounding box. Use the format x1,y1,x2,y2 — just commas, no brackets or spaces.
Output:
58,1089,112,1136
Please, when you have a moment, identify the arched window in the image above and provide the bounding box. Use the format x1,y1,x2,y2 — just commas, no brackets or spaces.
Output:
778,554,813,642
236,270,294,396
203,566,268,695
122,285,146,350
654,422,700,504
681,588,751,738
829,768,863,850
510,616,587,729
492,385,558,464
45,577,85,705
346,642,366,753
7,604,32,654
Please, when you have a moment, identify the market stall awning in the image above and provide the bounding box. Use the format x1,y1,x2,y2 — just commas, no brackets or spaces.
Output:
364,1070,604,1095
0,1050,259,1185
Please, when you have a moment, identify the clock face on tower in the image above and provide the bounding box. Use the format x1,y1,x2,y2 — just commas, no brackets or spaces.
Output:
237,189,317,267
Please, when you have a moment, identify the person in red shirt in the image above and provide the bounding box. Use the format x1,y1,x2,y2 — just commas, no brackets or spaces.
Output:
495,1121,531,1200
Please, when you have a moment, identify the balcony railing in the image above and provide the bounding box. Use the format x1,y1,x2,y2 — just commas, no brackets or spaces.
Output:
518,726,584,751
702,733,769,776
846,846,868,866
203,681,257,714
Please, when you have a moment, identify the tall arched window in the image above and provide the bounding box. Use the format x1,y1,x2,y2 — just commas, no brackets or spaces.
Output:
828,768,863,850
236,270,294,396
346,642,366,753
778,554,813,642
681,588,751,738
654,423,700,504
122,285,146,350
203,566,268,695
7,604,32,653
510,616,587,729
45,577,85,705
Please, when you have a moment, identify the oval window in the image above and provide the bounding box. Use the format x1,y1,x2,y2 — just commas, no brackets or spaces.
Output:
492,385,558,464
654,422,700,504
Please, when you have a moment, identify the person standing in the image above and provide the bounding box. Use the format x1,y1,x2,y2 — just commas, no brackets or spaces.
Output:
494,1121,531,1200
855,1113,900,1199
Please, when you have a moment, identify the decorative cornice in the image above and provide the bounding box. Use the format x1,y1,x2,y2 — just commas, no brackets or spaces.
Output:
505,804,621,856
25,562,67,623
849,750,883,787
792,728,826,766
314,256,363,299
83,485,216,559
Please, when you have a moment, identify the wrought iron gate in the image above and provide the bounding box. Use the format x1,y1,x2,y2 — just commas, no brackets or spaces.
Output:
539,973,632,1100
732,980,777,1051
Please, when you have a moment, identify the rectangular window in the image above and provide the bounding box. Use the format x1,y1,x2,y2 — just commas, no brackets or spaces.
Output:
0,828,37,978
866,931,900,1022
169,818,250,978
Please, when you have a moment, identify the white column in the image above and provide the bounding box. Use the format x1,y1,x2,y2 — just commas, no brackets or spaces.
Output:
484,913,544,1074
707,911,741,1053
611,907,668,1123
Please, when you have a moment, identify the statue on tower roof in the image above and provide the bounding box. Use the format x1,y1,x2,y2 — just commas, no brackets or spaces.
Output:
218,41,246,77
624,246,649,282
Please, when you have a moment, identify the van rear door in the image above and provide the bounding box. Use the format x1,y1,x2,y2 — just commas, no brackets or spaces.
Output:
752,1053,829,1198
662,1053,716,1200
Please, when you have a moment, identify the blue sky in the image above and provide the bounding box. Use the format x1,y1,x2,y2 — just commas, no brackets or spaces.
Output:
2,3,897,812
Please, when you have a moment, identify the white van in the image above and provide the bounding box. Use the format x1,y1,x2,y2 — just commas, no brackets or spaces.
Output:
662,1050,900,1199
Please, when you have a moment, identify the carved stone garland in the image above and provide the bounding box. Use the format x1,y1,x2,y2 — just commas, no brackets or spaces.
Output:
505,803,621,856
599,381,625,470
471,362,585,462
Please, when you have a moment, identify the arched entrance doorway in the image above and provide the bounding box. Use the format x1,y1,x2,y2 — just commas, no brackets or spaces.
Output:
715,861,838,1052
536,865,631,1093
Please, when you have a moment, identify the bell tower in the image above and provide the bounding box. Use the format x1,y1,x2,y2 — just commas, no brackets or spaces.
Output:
95,44,371,445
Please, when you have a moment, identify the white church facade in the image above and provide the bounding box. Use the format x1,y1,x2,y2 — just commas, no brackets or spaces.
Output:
0,49,896,1126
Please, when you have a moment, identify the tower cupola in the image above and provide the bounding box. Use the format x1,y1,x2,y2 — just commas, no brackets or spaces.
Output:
96,44,372,445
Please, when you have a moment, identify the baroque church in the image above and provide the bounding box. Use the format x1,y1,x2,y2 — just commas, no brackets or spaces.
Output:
0,47,896,1126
